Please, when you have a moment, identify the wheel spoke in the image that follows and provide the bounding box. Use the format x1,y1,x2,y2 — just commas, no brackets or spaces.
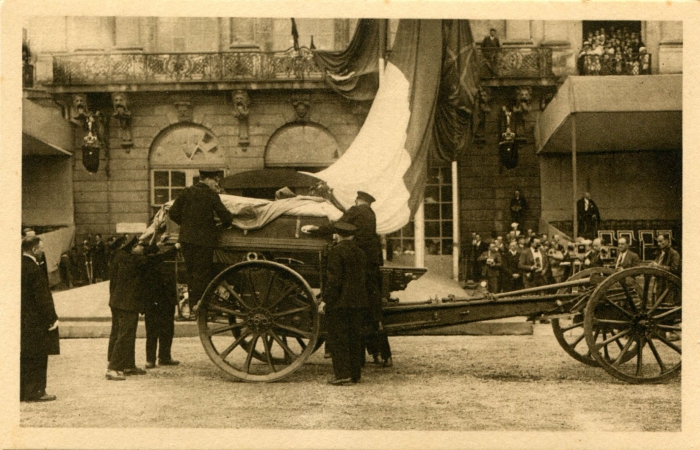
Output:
261,333,277,372
296,337,308,350
267,282,299,310
654,332,682,354
207,321,246,337
243,334,260,372
652,306,681,321
648,287,671,314
594,328,631,351
271,305,311,318
270,329,299,360
647,338,667,372
262,271,279,307
603,295,634,318
246,268,261,307
272,322,313,339
560,321,584,333
612,337,635,367
219,328,252,360
656,324,682,331
635,336,645,376
570,331,586,349
640,274,651,309
619,281,639,314
220,281,254,311
602,330,610,361
594,318,632,326
208,303,246,318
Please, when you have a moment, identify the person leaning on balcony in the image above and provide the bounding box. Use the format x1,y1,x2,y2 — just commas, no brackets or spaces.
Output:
168,170,233,318
482,28,500,49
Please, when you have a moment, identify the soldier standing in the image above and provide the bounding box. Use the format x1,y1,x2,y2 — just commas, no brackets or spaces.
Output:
319,222,368,385
168,170,233,317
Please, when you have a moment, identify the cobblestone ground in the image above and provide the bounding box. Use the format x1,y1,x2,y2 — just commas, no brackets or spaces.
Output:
19,331,680,431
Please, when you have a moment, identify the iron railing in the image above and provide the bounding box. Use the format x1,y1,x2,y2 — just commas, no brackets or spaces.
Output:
578,53,652,76
477,47,554,79
52,47,323,85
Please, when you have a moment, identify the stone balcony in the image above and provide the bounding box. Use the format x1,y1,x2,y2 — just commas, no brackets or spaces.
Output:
47,46,558,92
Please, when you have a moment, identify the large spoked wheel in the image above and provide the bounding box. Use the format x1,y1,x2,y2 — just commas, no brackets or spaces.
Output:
551,267,614,367
584,267,681,384
197,260,320,382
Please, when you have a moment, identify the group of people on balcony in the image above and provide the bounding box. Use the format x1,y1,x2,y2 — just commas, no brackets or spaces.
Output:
578,26,650,76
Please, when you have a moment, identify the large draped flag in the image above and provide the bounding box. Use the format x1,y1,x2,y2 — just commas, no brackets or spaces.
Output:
312,20,479,234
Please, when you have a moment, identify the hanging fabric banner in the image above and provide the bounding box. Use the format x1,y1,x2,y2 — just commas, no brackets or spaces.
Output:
313,20,443,234
312,19,382,101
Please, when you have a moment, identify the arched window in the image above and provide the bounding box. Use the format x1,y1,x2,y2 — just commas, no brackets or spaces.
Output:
264,122,340,172
149,124,224,215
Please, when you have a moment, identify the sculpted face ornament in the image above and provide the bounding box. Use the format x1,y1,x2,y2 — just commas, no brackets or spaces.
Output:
231,90,251,147
71,94,90,126
112,92,133,148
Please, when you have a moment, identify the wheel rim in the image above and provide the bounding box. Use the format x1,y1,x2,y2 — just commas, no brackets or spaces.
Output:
584,267,681,384
551,267,614,367
198,260,319,382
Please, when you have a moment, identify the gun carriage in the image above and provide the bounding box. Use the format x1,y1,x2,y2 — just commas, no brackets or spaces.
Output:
155,173,681,386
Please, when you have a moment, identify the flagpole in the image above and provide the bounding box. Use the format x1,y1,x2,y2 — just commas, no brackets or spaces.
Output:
452,161,460,281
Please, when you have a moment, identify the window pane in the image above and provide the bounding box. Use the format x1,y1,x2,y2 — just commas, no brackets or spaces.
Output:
171,171,186,186
425,221,440,237
441,186,452,202
402,223,414,238
154,171,169,186
425,186,439,203
442,239,454,255
154,189,170,205
425,204,440,220
442,221,453,237
442,168,452,183
441,204,453,218
171,188,185,200
426,239,440,255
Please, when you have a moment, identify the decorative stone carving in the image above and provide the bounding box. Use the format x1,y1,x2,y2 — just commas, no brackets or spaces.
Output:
291,92,311,122
231,90,250,147
71,93,90,127
174,100,193,122
511,86,532,141
111,92,133,148
473,87,491,143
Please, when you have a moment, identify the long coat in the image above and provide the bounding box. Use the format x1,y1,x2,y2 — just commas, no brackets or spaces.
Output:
109,250,148,313
322,240,368,311
319,204,382,266
21,255,60,357
142,245,179,311
169,182,234,247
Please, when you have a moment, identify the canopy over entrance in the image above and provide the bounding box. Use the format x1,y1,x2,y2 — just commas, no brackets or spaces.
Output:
22,98,73,156
536,75,682,154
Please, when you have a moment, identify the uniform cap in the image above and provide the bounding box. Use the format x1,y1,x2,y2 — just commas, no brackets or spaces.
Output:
333,221,357,237
356,191,376,204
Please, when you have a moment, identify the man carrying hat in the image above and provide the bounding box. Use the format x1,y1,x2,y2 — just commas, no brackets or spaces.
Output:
302,191,392,367
319,222,368,385
169,170,233,317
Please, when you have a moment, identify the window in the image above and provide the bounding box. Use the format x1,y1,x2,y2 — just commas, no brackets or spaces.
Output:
150,124,224,216
387,164,454,258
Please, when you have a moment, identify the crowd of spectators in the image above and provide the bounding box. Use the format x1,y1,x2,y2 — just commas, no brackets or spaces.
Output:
59,233,113,288
577,26,651,76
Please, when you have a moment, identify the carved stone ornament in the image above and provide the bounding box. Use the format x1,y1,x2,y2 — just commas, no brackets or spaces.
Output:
71,93,91,128
112,92,133,148
511,86,532,141
231,90,250,147
473,87,491,141
174,101,193,122
290,92,311,122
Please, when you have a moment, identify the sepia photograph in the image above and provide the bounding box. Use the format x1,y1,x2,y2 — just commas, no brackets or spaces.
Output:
1,1,698,449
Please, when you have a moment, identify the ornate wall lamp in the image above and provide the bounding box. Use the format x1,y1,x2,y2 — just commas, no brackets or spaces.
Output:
71,94,105,174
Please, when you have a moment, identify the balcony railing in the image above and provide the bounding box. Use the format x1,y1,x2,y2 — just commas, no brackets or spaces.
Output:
477,47,554,79
52,48,323,85
578,53,652,76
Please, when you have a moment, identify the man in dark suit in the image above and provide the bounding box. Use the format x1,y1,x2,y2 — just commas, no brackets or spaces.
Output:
518,237,550,288
106,236,148,380
651,234,680,276
481,28,501,76
482,28,501,48
169,170,234,315
614,237,640,270
21,236,59,402
302,191,391,367
319,222,369,385
501,241,522,292
468,233,489,283
478,242,502,293
576,192,601,240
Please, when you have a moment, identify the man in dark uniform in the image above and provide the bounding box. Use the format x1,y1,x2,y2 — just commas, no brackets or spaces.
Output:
21,236,60,402
168,170,233,316
576,192,601,240
318,222,368,385
106,236,148,380
302,191,391,367
143,239,180,369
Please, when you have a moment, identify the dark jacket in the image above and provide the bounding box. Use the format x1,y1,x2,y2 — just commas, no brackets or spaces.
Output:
501,249,521,276
21,255,60,357
142,244,179,310
169,182,234,247
109,249,148,312
318,204,383,266
576,197,601,222
322,240,368,310
656,247,681,276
